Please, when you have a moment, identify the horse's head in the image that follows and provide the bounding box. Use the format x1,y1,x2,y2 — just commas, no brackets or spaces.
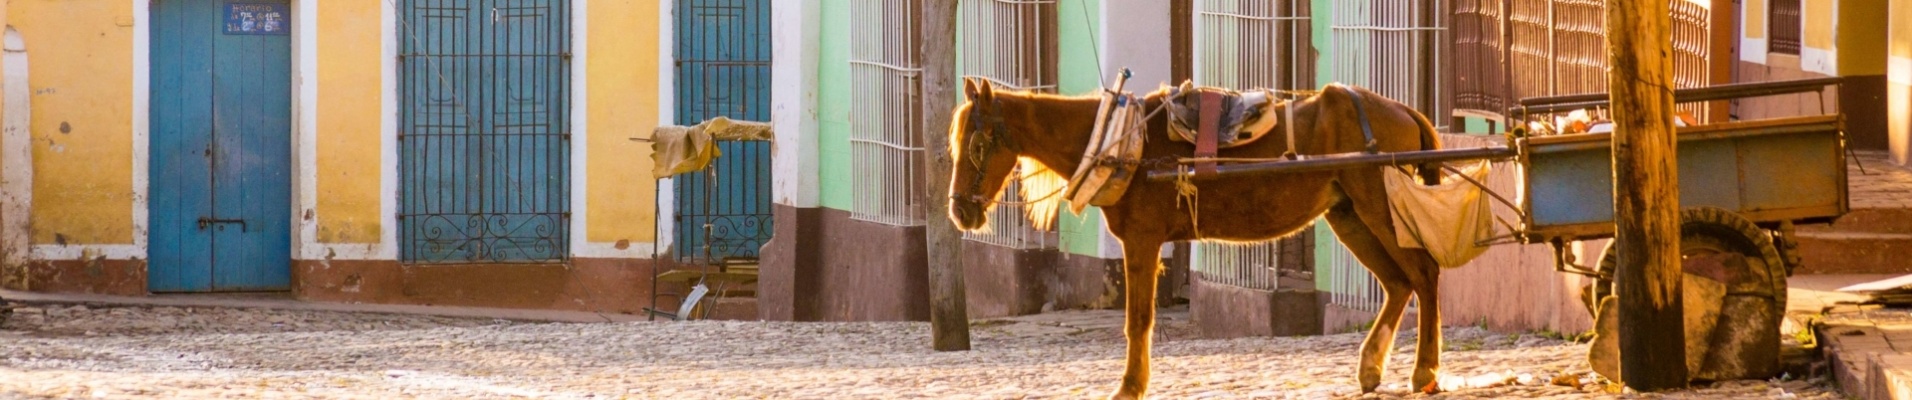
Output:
947,78,1024,231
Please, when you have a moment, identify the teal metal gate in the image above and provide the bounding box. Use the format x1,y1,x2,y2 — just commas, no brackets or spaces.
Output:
673,0,772,262
397,0,570,263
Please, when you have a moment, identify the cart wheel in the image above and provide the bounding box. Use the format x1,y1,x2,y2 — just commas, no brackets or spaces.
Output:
1588,206,1789,380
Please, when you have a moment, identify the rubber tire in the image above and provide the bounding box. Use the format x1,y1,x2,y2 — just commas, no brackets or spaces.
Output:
1585,206,1790,381
1589,206,1789,312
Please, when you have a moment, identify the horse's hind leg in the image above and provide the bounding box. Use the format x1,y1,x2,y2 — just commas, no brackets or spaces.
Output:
1334,176,1446,392
1323,201,1415,393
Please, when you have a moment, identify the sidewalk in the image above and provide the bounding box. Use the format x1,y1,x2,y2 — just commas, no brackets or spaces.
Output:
1793,274,1912,399
0,289,649,323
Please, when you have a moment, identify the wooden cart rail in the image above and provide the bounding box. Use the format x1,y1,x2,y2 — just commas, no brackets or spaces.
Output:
1510,77,1843,119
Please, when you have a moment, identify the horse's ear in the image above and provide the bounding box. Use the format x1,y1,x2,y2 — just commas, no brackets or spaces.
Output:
973,79,995,104
963,78,981,102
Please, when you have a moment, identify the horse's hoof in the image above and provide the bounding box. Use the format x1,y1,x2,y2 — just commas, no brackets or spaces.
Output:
1107,391,1143,400
1419,380,1443,394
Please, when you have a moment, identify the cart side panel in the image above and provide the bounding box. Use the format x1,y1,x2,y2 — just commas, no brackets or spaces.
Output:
1523,118,1847,242
1526,140,1740,228
1527,148,1616,228
1735,130,1843,214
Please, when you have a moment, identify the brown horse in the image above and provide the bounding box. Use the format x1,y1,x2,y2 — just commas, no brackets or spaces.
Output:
947,79,1446,399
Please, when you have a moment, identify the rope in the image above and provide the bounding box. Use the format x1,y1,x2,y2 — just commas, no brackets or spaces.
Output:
1175,165,1201,236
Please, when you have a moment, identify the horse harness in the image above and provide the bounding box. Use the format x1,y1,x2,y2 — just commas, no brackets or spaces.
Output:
1186,83,1382,176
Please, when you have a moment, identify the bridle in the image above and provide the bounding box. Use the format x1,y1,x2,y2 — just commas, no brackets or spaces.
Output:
952,99,1019,205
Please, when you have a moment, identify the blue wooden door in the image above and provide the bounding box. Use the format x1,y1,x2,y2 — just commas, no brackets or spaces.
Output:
150,0,293,292
673,0,773,262
398,0,570,263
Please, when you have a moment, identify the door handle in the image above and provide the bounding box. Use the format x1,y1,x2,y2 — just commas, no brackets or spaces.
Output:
197,217,248,232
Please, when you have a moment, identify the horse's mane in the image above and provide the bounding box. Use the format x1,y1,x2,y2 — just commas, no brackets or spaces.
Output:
1016,157,1066,231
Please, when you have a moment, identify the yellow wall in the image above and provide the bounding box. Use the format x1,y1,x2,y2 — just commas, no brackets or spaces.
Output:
1837,0,1889,76
1805,0,1836,51
1746,0,1767,39
584,0,658,245
1897,0,1912,61
13,0,135,245
314,1,384,243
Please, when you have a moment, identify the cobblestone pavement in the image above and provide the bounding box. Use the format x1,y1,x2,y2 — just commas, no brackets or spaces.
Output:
0,304,1840,399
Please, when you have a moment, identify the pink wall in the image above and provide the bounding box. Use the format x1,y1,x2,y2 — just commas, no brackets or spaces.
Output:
1435,134,1597,334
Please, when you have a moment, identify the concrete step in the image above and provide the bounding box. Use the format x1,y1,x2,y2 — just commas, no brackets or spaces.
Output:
1793,230,1912,275
1800,208,1912,235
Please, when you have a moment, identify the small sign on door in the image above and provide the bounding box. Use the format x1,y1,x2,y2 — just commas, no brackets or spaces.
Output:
224,3,289,36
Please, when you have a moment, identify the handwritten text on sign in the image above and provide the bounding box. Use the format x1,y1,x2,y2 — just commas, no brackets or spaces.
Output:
224,3,289,36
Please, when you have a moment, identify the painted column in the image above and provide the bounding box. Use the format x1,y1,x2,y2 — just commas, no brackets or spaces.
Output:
763,0,824,321
1893,0,1912,165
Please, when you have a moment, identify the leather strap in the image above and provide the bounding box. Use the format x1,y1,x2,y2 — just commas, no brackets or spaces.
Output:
1196,90,1223,175
1283,99,1299,160
1344,86,1380,154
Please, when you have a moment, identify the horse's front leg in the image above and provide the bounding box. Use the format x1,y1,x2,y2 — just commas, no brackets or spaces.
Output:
1111,240,1164,400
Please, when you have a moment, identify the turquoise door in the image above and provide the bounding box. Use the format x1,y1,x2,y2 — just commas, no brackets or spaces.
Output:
149,0,293,292
398,0,570,263
673,0,773,262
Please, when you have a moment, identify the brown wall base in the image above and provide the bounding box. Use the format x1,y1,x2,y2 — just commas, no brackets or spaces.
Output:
760,204,821,320
1190,273,1320,338
1048,252,1124,311
961,241,1052,318
293,258,655,314
761,205,1125,321
759,206,931,321
3,258,148,296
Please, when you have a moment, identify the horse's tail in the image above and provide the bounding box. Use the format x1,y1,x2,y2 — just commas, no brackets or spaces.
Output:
1412,110,1443,186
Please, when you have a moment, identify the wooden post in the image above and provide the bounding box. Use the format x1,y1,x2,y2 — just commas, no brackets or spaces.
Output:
1607,0,1687,391
919,0,971,352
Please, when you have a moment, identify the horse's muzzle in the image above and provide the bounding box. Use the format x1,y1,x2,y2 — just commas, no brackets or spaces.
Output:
948,196,987,230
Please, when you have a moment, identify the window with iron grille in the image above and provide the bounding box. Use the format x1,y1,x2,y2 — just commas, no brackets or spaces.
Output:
849,0,926,226
1195,0,1314,91
1190,0,1315,291
958,0,1058,249
1769,0,1801,55
1331,0,1450,128
396,0,571,263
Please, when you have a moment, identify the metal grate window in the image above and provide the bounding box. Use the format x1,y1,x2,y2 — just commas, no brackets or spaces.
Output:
1453,0,1715,121
673,0,773,263
1769,0,1801,55
959,0,1057,249
1452,0,1505,114
1323,237,1385,312
1190,0,1315,291
1195,0,1313,91
397,0,571,263
1332,0,1450,130
849,0,926,226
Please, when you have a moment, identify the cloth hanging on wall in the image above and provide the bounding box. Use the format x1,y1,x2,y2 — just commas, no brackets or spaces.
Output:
650,116,774,179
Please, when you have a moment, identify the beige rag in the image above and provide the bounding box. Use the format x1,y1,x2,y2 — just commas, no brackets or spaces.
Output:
1383,160,1495,268
650,117,774,179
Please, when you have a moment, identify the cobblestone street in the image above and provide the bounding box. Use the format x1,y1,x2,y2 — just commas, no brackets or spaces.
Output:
0,304,1840,399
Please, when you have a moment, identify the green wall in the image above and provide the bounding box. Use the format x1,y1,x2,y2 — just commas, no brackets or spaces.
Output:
1055,0,1104,256
818,0,853,211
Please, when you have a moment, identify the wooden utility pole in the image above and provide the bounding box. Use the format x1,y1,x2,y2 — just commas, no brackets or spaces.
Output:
1607,0,1687,391
919,0,971,352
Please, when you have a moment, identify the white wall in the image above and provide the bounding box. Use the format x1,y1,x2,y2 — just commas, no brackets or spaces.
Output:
771,0,821,208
